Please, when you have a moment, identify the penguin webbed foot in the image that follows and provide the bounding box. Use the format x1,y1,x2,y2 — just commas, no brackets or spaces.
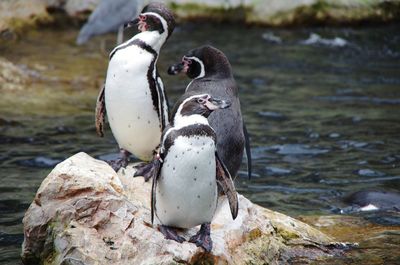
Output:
133,161,156,181
159,225,185,243
133,154,162,181
189,223,212,252
107,158,129,172
107,149,130,172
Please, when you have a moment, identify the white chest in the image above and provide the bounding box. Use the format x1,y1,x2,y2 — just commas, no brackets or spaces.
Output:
155,136,218,228
104,46,160,161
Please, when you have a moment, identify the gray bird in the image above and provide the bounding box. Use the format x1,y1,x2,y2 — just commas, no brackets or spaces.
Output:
76,0,144,45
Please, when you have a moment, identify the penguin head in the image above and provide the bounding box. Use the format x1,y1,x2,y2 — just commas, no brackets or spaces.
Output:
175,94,231,121
168,45,232,79
125,3,175,39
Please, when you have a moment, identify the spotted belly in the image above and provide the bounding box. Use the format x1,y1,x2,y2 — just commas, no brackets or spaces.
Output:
105,46,161,161
155,136,218,229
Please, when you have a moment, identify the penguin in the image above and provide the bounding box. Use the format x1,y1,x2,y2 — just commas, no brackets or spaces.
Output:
95,3,175,171
134,93,238,252
167,45,252,179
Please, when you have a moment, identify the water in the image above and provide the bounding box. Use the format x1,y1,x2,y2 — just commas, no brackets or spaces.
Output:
1,22,400,264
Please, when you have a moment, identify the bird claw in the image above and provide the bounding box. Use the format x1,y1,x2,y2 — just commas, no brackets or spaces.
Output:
133,162,154,181
189,223,212,252
107,158,129,172
107,149,130,172
159,225,185,243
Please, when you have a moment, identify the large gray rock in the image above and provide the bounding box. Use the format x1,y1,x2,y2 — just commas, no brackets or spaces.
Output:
22,152,350,265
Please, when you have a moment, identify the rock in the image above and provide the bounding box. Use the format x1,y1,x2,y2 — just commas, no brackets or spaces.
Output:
0,0,51,36
64,0,99,18
0,57,28,90
165,0,400,25
299,215,400,264
2,0,399,31
22,152,350,265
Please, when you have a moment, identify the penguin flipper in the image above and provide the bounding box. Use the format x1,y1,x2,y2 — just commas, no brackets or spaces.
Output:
150,157,162,224
155,74,169,129
216,152,239,220
95,84,106,137
243,122,252,179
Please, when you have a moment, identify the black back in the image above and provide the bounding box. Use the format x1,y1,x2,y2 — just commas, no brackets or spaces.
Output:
171,78,245,178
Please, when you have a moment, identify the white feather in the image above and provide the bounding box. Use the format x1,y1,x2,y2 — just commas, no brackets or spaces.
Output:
105,25,169,160
156,135,218,228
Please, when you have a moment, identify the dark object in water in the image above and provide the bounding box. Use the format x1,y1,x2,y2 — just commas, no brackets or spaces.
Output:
343,190,400,212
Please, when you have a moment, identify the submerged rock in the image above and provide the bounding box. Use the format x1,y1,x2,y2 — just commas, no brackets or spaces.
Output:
299,215,400,264
0,57,28,90
22,152,350,264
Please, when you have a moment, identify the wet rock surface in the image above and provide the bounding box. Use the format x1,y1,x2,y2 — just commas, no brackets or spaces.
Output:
21,152,349,265
0,57,29,90
299,215,400,264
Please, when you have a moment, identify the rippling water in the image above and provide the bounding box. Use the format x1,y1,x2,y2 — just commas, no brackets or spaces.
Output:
0,22,399,264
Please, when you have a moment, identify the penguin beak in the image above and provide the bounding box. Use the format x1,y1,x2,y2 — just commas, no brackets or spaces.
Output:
125,14,147,31
206,97,231,111
124,18,140,29
167,62,185,75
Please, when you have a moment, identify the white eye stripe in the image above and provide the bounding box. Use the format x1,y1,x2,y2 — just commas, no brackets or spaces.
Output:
178,94,209,110
174,93,209,121
161,93,210,152
141,12,168,33
185,56,205,79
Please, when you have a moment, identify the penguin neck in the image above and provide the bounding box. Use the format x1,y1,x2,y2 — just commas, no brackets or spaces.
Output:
204,63,233,80
173,114,209,129
133,30,168,52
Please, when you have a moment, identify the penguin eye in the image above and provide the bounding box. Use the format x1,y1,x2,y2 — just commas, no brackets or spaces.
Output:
197,98,206,104
139,14,147,21
183,57,192,65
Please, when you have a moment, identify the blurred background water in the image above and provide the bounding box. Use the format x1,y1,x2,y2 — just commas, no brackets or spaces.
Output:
0,22,399,264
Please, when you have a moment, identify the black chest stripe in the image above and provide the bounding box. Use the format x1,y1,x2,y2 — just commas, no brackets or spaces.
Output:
109,39,157,60
163,124,216,155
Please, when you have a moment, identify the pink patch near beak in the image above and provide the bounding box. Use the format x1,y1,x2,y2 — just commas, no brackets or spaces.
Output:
138,21,147,32
182,58,191,73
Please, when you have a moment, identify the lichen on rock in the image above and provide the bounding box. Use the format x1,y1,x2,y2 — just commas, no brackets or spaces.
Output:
21,152,352,264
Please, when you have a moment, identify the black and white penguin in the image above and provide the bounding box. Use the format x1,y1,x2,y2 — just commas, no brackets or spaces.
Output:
95,3,175,171
134,93,238,252
167,45,252,179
